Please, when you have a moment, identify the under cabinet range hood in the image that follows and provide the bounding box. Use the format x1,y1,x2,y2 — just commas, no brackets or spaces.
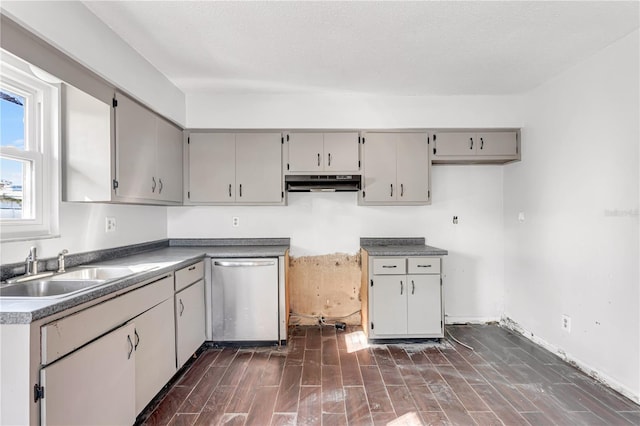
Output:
285,175,361,192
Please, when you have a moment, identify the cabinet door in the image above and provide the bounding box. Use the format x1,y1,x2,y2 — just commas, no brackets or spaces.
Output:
396,133,429,203
188,133,236,202
156,118,183,203
407,275,442,336
362,133,397,202
288,133,323,172
115,94,157,200
433,132,476,156
324,132,360,173
40,323,136,426
235,133,282,203
133,298,176,414
370,275,407,336
476,132,518,156
176,280,206,368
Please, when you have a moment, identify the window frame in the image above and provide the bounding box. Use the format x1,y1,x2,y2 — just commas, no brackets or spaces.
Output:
0,51,59,241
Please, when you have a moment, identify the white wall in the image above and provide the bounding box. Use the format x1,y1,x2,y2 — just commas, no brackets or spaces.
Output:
1,203,167,265
503,30,639,401
173,94,524,322
0,1,185,125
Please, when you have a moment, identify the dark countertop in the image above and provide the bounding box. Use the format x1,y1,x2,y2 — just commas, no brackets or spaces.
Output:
0,239,289,325
360,237,448,256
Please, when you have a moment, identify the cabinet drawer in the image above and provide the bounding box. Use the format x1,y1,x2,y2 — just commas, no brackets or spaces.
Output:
175,261,204,292
372,258,406,275
408,257,440,274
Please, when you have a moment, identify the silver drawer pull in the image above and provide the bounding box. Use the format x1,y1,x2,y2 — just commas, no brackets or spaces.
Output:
382,265,397,268
188,265,197,271
417,265,432,268
400,280,403,295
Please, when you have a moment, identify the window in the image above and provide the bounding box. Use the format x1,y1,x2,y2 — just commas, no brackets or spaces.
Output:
0,50,59,241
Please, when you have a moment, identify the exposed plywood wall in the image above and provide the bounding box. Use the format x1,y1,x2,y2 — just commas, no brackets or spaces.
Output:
288,253,362,325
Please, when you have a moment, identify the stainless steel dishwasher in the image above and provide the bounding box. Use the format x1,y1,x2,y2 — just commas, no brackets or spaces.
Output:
211,258,279,342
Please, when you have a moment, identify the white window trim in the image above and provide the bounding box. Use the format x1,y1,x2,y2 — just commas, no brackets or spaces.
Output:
0,51,59,241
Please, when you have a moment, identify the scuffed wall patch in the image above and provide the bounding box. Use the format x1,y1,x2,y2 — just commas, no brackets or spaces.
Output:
288,253,361,325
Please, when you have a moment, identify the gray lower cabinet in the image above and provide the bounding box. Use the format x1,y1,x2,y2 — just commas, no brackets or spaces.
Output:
175,261,206,368
369,256,443,339
432,130,520,163
187,132,283,205
360,132,431,205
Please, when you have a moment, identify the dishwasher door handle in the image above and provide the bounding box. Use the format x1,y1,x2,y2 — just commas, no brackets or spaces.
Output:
214,260,277,267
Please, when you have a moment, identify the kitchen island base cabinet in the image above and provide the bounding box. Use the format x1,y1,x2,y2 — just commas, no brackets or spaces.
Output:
368,256,443,339
40,323,136,426
175,280,206,368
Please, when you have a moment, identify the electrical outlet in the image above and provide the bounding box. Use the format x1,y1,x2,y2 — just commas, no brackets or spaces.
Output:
562,314,571,333
105,217,117,233
232,216,240,227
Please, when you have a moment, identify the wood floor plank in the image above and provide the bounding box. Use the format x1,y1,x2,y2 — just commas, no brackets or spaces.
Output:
273,365,302,413
270,413,296,426
436,364,489,412
370,412,398,425
306,327,322,350
179,366,227,413
439,348,486,385
321,336,340,365
372,347,395,366
398,364,426,387
260,353,286,386
345,386,374,426
167,413,198,426
408,384,441,412
297,386,321,426
515,383,583,425
356,347,377,366
339,350,363,386
419,411,451,425
415,364,448,387
469,411,502,426
226,352,270,413
212,348,238,367
387,385,418,416
219,413,246,425
245,386,279,426
219,351,253,387
285,336,305,366
360,365,394,413
471,384,529,426
425,348,450,365
146,386,192,425
321,364,345,413
193,386,235,426
301,349,321,386
322,412,347,425
473,364,538,412
429,383,477,425
546,383,634,425
387,346,412,365
519,411,555,426
379,364,405,386
178,350,222,388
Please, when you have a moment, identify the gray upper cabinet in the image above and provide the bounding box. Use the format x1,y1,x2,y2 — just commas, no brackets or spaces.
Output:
286,132,359,173
187,132,283,205
62,86,183,204
432,130,520,164
360,132,430,205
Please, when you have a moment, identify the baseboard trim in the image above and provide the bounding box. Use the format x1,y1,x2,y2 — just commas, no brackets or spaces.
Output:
500,316,639,405
445,316,501,325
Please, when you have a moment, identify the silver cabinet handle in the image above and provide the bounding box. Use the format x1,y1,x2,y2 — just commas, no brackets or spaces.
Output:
411,280,415,295
158,178,163,194
480,137,484,150
317,153,321,167
134,329,140,350
401,183,404,197
188,265,197,271
400,280,403,295
179,299,184,316
328,153,331,167
390,184,394,197
214,260,277,267
239,184,242,197
417,264,432,268
382,265,397,268
127,334,134,359
151,177,157,193
228,184,232,197
470,137,474,150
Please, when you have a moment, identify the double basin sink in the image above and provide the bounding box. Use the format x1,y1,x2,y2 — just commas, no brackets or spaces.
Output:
0,266,151,299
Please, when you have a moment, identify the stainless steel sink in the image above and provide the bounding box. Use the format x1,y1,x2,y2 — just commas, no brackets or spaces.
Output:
0,279,105,298
51,266,141,281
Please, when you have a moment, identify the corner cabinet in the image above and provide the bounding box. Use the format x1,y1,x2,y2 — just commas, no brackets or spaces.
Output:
62,84,183,204
285,132,360,174
186,132,284,205
368,256,443,339
359,132,431,205
432,130,520,164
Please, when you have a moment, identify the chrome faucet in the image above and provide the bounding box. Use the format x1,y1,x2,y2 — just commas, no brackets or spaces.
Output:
57,249,69,273
25,246,38,275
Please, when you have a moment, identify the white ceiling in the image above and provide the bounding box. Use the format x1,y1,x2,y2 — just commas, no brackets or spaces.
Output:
83,1,639,96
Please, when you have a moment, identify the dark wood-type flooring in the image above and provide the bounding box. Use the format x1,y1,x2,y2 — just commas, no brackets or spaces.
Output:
142,325,639,425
